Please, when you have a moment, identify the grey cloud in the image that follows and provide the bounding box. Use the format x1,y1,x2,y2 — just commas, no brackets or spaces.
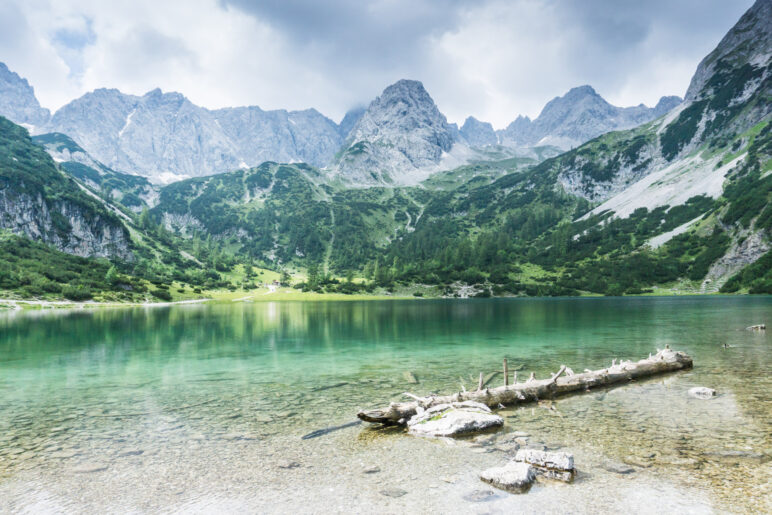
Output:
222,0,467,68
109,27,198,80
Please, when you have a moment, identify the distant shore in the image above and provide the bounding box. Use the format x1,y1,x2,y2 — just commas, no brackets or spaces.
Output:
0,288,757,311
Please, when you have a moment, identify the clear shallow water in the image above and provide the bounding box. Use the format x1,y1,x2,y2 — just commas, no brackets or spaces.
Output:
0,297,770,513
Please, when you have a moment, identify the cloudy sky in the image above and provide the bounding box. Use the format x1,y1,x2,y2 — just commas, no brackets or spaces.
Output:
0,0,755,127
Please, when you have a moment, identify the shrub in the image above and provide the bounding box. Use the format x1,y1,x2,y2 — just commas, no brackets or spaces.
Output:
62,285,92,301
151,288,172,301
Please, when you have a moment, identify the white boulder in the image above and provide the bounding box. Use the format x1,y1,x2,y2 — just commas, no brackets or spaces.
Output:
407,401,503,437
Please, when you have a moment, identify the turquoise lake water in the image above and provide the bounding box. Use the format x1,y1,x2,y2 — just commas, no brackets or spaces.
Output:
0,297,770,513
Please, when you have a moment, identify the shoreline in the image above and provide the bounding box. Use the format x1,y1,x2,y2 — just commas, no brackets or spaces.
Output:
0,291,764,312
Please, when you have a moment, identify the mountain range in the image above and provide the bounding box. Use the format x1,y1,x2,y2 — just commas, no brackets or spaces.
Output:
0,0,770,301
0,63,680,185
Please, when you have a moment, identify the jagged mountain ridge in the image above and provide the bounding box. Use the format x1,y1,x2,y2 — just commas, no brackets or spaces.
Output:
0,61,683,186
494,86,682,150
459,117,497,147
42,88,345,183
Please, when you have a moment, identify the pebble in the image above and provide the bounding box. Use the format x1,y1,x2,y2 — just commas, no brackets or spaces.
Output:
380,488,407,498
601,461,635,474
72,462,109,473
462,489,499,502
278,460,301,469
688,387,717,399
363,466,380,474
117,449,144,457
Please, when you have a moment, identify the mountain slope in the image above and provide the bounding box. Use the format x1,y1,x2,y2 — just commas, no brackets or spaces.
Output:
0,117,132,260
32,132,158,213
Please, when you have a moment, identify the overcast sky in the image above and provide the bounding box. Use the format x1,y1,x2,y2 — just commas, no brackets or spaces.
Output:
0,0,755,128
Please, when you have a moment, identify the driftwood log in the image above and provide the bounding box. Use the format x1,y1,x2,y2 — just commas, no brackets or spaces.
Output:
357,348,692,425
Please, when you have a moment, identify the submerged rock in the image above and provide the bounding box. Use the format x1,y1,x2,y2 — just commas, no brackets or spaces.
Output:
407,401,503,437
688,387,717,399
479,462,536,493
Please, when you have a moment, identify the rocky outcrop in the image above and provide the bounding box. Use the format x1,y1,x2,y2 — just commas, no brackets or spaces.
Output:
0,189,133,260
0,116,133,261
0,62,50,129
704,231,771,290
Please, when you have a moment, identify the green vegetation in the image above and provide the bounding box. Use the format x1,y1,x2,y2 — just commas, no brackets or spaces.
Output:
0,232,140,300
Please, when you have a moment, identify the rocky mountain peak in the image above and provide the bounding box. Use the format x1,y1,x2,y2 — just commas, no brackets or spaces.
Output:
333,79,457,185
338,106,366,138
653,95,684,115
460,116,497,147
351,79,451,136
0,62,50,128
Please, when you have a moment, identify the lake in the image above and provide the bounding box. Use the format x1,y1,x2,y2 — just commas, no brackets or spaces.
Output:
0,297,770,513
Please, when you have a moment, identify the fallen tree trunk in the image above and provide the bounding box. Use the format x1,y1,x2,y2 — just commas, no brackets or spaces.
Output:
357,348,692,425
